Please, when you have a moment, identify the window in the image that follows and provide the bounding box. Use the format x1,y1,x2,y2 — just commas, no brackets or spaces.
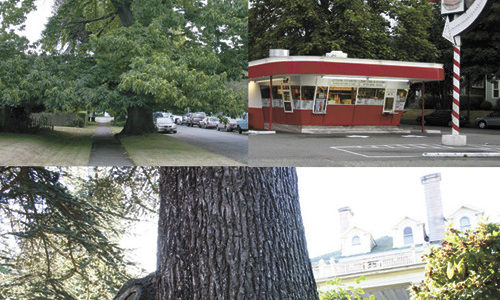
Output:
328,87,356,105
291,86,301,100
313,86,328,114
260,85,270,99
493,80,499,98
301,86,315,100
352,235,360,246
357,88,385,105
460,216,471,231
403,227,413,245
282,86,293,113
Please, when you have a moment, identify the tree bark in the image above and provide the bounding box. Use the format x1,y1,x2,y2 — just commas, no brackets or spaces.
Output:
155,167,318,300
119,105,156,135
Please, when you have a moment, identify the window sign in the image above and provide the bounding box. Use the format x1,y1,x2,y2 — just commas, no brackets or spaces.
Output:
328,87,356,105
282,86,293,113
313,86,328,114
356,88,385,105
383,89,397,113
395,89,408,111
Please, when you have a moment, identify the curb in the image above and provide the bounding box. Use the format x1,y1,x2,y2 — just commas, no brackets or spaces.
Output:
423,152,500,158
249,130,276,135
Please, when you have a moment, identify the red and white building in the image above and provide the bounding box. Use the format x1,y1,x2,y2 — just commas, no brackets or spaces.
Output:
248,50,445,133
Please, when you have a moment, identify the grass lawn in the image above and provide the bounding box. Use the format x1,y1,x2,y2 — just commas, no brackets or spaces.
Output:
0,126,98,166
400,109,493,126
120,134,244,166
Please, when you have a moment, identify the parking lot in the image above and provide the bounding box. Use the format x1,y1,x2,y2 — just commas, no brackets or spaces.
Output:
169,125,248,164
249,126,500,167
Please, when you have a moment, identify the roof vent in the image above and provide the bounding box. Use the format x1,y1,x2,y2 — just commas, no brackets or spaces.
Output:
325,50,348,58
269,49,289,57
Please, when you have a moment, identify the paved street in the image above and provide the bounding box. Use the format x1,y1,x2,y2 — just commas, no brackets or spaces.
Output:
249,125,500,167
170,125,248,164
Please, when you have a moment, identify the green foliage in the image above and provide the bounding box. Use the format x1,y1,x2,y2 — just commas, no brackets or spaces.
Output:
0,167,159,299
410,223,500,300
319,276,375,300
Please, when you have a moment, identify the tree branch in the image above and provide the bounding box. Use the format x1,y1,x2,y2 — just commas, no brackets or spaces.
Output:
96,14,116,37
70,12,116,25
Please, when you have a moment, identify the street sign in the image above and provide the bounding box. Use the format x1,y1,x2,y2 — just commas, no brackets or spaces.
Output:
442,0,489,45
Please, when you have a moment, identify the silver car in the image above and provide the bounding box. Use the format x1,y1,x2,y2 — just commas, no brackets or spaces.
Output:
475,112,500,129
155,117,177,133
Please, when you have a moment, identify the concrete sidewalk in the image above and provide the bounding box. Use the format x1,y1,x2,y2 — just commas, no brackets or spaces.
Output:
88,122,134,166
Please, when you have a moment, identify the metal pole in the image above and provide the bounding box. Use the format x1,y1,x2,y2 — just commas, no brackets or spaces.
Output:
452,42,461,135
269,76,273,131
422,81,425,133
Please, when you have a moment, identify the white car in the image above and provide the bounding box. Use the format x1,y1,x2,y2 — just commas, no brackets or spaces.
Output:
200,117,219,129
155,117,177,133
217,117,237,132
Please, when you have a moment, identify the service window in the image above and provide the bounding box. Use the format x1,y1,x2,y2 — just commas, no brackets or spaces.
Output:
301,86,315,100
328,87,356,105
291,86,301,100
313,86,328,114
282,86,293,113
357,88,385,105
383,89,396,113
260,85,270,99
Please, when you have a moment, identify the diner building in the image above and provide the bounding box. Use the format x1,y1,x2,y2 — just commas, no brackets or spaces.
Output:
248,50,445,132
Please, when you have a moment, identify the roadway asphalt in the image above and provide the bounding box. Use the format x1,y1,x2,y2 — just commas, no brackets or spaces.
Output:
169,125,248,164
249,125,500,167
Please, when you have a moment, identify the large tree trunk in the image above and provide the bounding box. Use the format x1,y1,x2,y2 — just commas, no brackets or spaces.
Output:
152,167,318,299
119,105,156,135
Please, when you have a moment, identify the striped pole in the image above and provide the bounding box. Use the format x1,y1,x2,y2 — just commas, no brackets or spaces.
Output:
452,44,460,135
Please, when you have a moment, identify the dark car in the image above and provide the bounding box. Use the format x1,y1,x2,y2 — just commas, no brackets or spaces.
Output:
416,110,468,127
475,111,500,129
190,112,207,127
181,113,192,125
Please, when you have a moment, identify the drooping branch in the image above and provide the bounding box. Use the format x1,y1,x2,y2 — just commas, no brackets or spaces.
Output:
70,12,116,25
97,14,116,37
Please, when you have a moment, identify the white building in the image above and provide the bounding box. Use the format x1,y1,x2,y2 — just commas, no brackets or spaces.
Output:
312,173,492,300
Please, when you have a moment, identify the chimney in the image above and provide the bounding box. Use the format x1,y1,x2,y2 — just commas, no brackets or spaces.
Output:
269,49,289,57
338,207,353,234
421,173,445,242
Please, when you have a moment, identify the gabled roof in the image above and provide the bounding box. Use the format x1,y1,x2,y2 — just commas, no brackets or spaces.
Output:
311,236,395,263
340,225,371,238
448,205,484,218
392,216,424,228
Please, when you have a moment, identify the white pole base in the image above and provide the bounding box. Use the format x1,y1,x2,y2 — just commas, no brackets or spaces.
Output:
442,134,467,146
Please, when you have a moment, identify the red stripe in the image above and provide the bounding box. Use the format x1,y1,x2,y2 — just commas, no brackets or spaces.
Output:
453,86,460,93
453,98,460,106
249,61,445,80
453,124,460,132
454,60,460,68
454,47,460,55
452,111,460,118
453,73,460,80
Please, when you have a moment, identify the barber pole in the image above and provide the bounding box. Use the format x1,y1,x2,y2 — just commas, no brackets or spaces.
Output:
452,44,460,135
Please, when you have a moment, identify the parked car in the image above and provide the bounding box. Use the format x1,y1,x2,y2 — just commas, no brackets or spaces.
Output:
217,116,237,132
182,113,192,125
415,110,468,127
200,117,219,129
236,112,248,134
190,112,207,127
475,111,500,129
155,117,177,133
172,114,182,124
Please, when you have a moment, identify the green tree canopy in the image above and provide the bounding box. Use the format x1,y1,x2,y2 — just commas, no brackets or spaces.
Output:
0,0,247,134
0,167,157,299
410,223,500,299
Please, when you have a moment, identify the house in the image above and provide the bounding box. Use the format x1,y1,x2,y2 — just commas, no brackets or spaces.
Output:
311,173,492,300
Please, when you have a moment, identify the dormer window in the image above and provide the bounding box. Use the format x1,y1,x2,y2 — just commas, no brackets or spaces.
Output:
352,235,360,246
460,216,471,230
403,227,413,245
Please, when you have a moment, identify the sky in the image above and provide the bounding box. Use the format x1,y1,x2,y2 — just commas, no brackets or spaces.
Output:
298,167,500,258
17,0,54,43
